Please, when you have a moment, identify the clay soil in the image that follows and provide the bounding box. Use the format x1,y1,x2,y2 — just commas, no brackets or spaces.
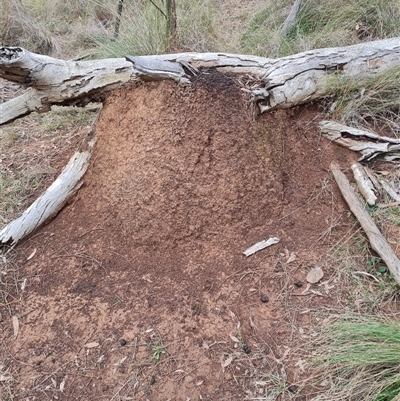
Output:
1,72,359,400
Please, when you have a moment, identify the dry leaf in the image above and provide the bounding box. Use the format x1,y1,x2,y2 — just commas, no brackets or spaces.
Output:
12,316,19,338
286,252,296,264
229,334,240,343
306,266,324,284
221,355,234,370
27,248,37,261
84,341,99,349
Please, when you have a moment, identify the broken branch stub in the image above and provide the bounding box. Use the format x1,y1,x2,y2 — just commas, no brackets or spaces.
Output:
0,138,96,246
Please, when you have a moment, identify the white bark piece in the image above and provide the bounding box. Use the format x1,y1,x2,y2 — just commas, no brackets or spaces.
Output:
0,138,95,246
320,120,400,161
243,237,280,257
351,162,377,205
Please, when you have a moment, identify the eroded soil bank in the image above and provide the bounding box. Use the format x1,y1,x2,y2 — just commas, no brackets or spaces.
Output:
2,72,357,400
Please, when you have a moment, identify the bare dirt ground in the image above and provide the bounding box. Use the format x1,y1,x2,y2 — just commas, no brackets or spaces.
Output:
0,70,364,400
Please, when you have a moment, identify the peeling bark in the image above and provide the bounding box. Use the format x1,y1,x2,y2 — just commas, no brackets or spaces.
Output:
320,120,400,161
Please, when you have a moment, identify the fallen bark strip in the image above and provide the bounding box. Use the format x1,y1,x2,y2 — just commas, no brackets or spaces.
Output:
320,120,400,161
351,162,377,206
1,37,400,123
0,138,96,246
330,162,400,285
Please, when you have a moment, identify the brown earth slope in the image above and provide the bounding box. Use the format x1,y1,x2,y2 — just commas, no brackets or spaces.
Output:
2,71,357,400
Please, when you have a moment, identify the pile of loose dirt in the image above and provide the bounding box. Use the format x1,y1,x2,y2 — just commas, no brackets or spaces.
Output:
3,71,357,400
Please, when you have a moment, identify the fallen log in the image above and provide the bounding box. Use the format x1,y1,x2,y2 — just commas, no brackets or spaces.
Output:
2,38,400,246
330,162,400,285
2,37,400,123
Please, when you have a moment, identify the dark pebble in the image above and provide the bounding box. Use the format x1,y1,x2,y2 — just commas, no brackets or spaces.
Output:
242,344,251,354
294,279,303,288
119,339,127,346
288,385,298,394
260,296,269,303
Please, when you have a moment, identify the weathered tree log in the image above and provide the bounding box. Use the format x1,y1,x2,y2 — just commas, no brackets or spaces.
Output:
330,162,400,286
0,138,95,246
1,37,400,123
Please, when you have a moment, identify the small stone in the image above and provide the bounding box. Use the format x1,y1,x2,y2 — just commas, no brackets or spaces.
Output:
149,375,156,385
260,296,269,303
288,385,298,394
294,279,303,288
242,344,251,354
119,339,127,346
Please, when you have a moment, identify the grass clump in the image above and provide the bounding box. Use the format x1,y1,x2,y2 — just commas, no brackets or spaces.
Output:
325,66,400,135
311,316,400,401
0,0,58,54
93,0,217,57
240,0,400,57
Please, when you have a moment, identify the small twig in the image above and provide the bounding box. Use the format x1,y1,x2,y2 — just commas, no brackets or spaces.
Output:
109,374,137,401
352,271,380,283
78,227,104,238
148,0,167,19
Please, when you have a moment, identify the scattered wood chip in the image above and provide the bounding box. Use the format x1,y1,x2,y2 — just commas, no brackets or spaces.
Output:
26,248,37,261
12,316,19,338
306,266,324,284
243,237,279,257
84,341,100,349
